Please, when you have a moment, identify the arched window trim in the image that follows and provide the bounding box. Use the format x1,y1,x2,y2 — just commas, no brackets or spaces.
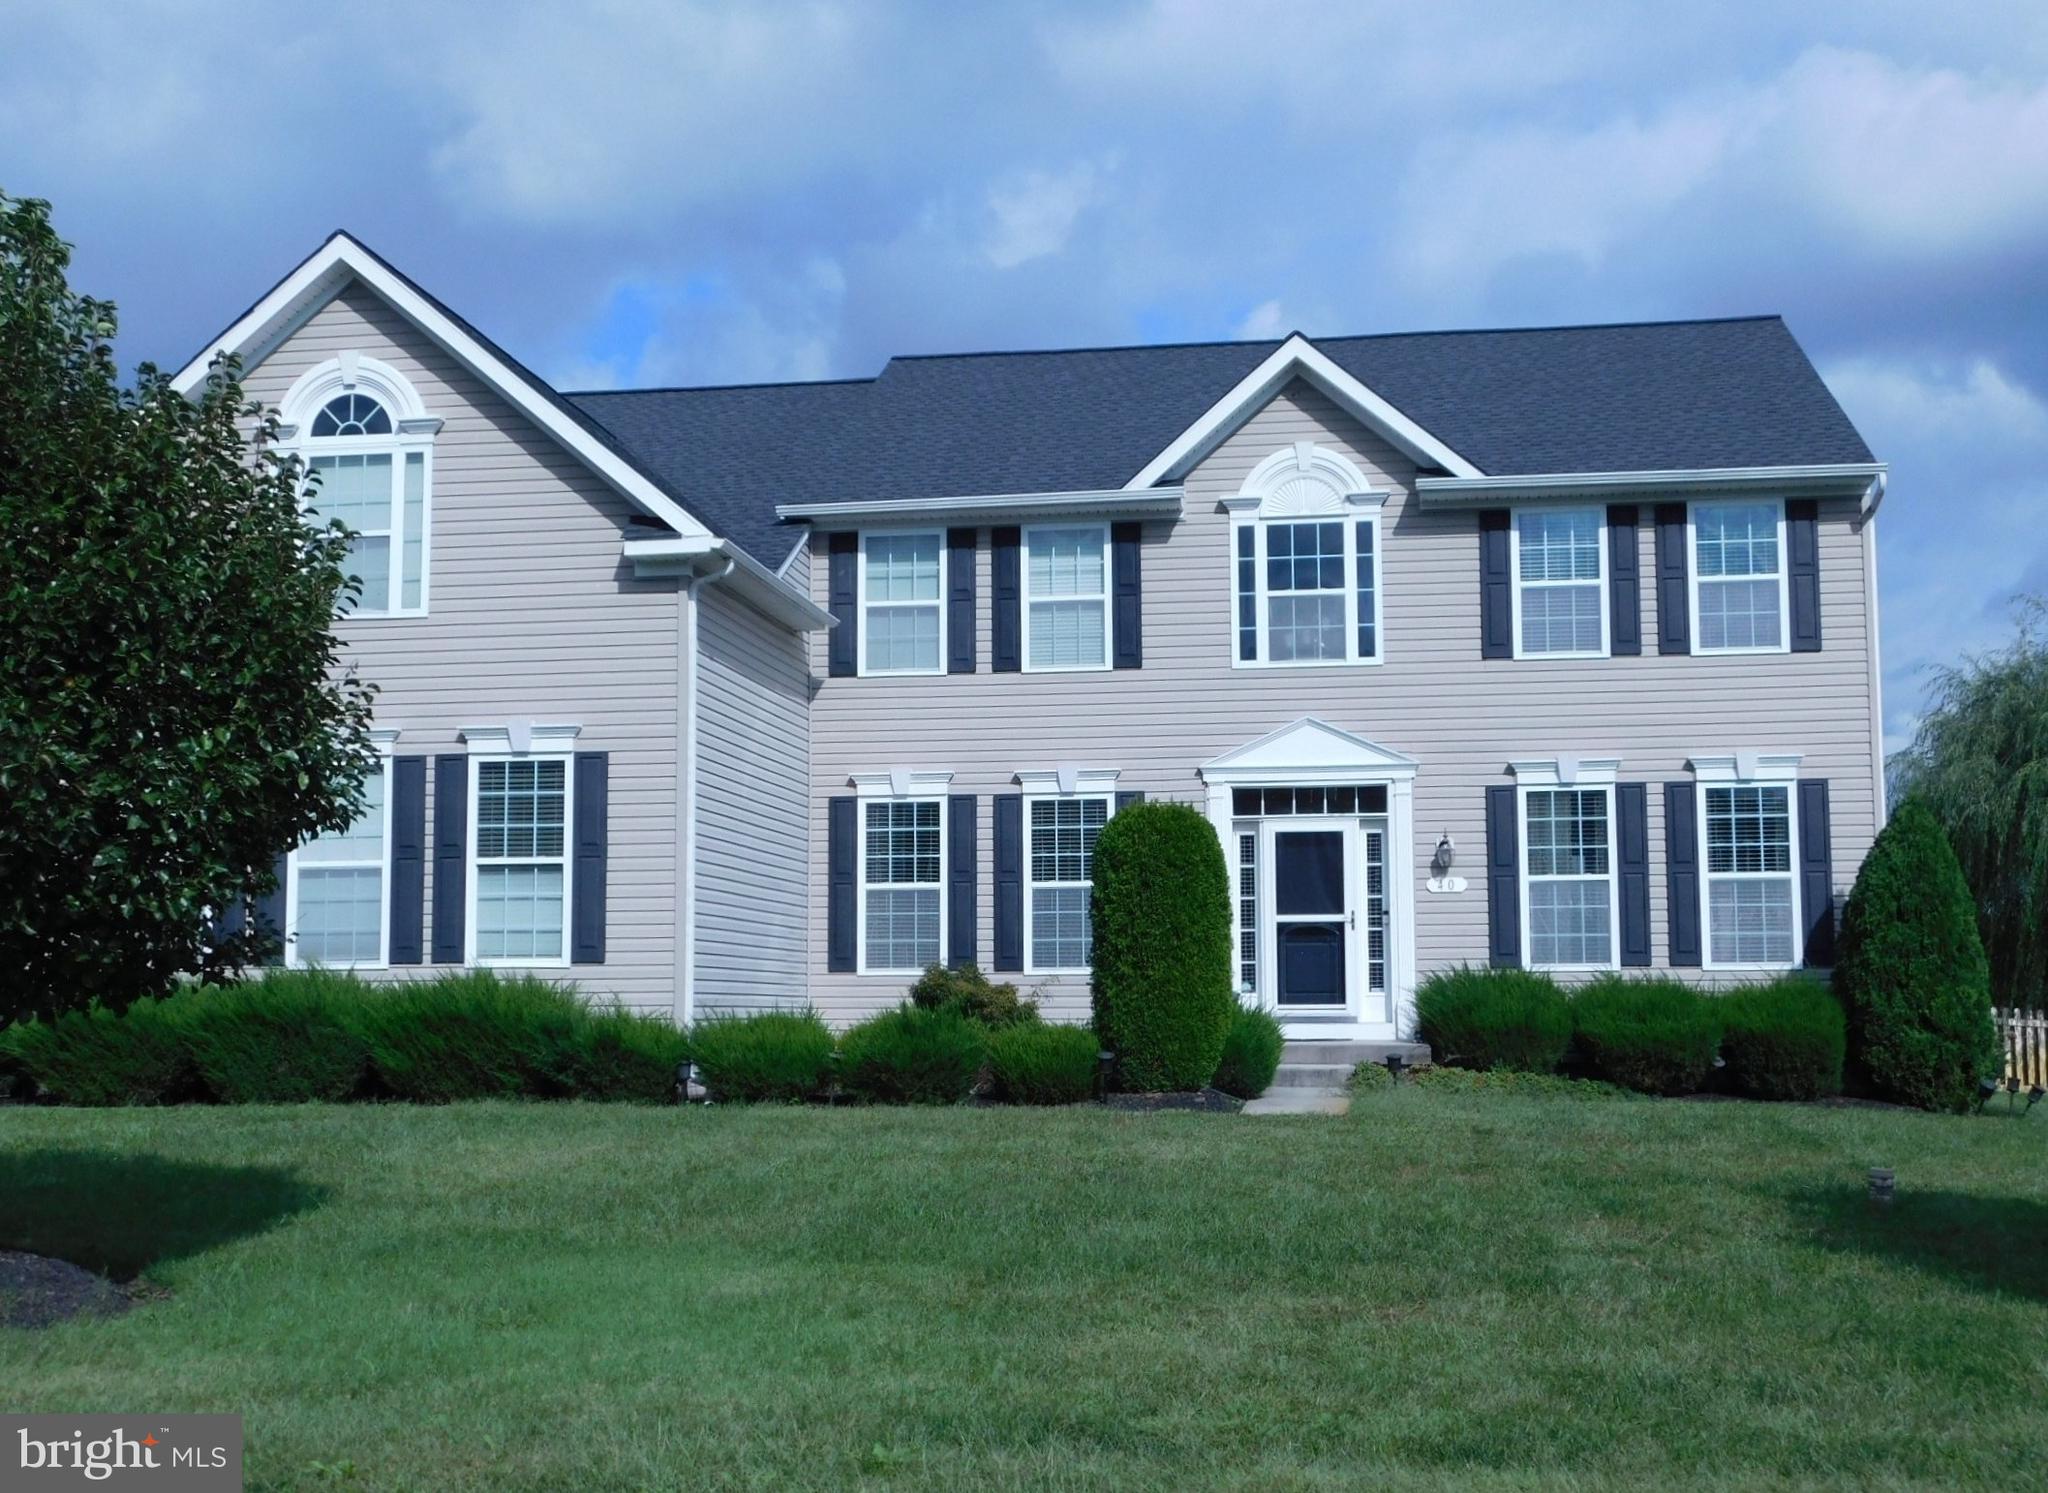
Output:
277,353,439,619
1224,442,1390,669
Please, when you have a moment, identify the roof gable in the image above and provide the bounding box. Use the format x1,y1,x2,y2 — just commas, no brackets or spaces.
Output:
1201,718,1419,781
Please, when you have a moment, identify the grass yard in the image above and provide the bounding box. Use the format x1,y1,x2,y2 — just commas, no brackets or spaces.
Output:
2,1092,2045,1491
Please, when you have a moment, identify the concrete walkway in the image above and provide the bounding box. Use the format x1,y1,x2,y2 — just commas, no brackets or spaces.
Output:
1241,1088,1351,1116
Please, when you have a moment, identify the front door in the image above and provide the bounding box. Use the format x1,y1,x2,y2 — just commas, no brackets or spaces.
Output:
1271,822,1355,1012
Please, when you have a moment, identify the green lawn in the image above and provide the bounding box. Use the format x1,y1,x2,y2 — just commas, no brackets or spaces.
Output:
2,1092,2044,1491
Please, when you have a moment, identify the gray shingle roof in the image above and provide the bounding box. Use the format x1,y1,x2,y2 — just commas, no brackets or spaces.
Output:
568,316,1872,566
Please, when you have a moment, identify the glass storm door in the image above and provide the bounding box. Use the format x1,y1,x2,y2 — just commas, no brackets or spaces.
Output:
1271,824,1355,1009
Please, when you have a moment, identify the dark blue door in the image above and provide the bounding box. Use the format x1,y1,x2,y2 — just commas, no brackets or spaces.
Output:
1274,829,1347,1006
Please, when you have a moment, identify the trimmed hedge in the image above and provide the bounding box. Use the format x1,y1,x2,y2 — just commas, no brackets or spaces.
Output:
1089,802,1234,1092
340,972,587,1102
180,970,370,1103
1406,1065,1640,1102
987,1023,1098,1105
0,996,204,1106
688,1011,835,1103
1572,976,1722,1095
908,963,1040,1028
1415,966,1573,1072
837,1004,987,1105
1836,799,1999,1112
1720,977,1846,1101
1211,1005,1284,1099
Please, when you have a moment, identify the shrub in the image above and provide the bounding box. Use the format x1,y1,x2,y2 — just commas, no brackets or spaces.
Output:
1349,1060,1394,1093
688,1010,836,1103
0,997,205,1105
836,1004,987,1105
1210,1005,1284,1098
1089,802,1234,1092
908,963,1039,1028
1836,799,1999,1112
178,970,369,1103
1571,976,1722,1095
988,1023,1099,1105
339,972,587,1103
1406,1065,1640,1101
554,1003,692,1102
1719,977,1846,1101
1414,966,1573,1072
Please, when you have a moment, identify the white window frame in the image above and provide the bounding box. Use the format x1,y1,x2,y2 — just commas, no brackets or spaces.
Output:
851,772,954,974
1510,757,1622,973
1017,768,1121,974
856,528,947,677
1691,752,1804,972
1688,498,1790,656
1229,507,1385,669
1510,506,1610,660
285,729,400,969
462,724,580,970
1021,522,1111,674
278,354,438,620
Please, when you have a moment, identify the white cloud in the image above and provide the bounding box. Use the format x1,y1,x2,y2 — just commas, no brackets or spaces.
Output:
1236,300,1288,338
981,161,1110,269
1824,357,2048,454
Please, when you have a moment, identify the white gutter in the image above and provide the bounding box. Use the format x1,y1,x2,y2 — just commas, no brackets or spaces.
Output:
622,534,834,632
774,487,1186,525
1413,463,1888,507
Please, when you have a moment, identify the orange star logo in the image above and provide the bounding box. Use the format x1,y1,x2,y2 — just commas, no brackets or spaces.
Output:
141,1435,158,1447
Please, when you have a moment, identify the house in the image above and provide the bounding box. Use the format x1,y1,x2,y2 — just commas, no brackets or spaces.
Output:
174,233,1886,1044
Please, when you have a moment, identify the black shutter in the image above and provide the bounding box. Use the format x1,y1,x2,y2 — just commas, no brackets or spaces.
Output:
1607,504,1642,657
1798,779,1836,966
946,528,977,674
1112,520,1143,669
1616,782,1651,966
253,852,288,966
991,526,1021,673
1115,790,1144,812
432,755,468,963
948,794,977,967
1485,784,1520,967
389,755,427,965
993,793,1023,971
1787,499,1822,652
571,752,608,964
1654,504,1690,655
1664,782,1702,967
827,796,857,973
827,532,858,678
1480,510,1513,660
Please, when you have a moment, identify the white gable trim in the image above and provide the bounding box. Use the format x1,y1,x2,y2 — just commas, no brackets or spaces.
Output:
1200,716,1419,786
171,233,713,543
1124,333,1482,489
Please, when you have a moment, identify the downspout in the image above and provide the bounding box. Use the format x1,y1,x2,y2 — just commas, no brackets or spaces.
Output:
1862,471,1889,825
679,552,737,1029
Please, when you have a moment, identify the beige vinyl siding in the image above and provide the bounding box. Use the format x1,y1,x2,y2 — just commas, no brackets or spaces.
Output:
805,378,1881,1024
242,281,684,1011
692,580,810,1012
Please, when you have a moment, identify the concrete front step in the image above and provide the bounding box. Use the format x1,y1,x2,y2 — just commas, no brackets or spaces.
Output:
1280,1040,1431,1067
1271,1063,1360,1089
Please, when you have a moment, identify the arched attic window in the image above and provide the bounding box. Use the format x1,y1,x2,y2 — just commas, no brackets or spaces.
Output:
1224,441,1387,667
280,354,439,617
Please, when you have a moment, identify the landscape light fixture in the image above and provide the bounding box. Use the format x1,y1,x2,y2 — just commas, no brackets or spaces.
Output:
1385,1053,1406,1083
1867,1167,1895,1209
1976,1076,2000,1112
1097,1049,1116,1100
2027,1084,2044,1116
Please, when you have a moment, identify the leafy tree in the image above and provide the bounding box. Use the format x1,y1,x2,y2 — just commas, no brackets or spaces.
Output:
1089,801,1233,1092
1834,799,1998,1112
0,192,375,1023
1892,598,2048,1010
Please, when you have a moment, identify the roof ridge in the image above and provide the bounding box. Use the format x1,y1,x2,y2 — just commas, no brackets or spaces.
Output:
566,375,878,397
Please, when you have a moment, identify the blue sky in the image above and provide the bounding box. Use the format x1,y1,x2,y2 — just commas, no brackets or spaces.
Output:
6,0,2045,749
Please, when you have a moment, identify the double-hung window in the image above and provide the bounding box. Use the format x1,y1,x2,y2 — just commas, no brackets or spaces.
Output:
1692,500,1787,652
862,798,944,971
1701,784,1798,966
1522,787,1616,969
472,756,571,964
1025,794,1110,970
288,761,391,967
1024,525,1109,670
860,531,944,674
1513,508,1606,657
303,393,429,617
1233,514,1381,666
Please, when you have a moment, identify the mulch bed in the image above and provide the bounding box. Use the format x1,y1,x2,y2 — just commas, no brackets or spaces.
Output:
0,1250,160,1329
1103,1087,1244,1114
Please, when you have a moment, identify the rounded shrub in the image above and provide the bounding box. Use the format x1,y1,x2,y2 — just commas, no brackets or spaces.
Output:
1719,976,1846,1101
1571,976,1722,1095
1414,965,1573,1072
1835,799,1999,1112
179,970,369,1103
987,1023,1099,1105
688,1010,836,1103
1210,1004,1284,1099
0,996,204,1105
836,1003,987,1105
908,963,1039,1028
1089,801,1234,1093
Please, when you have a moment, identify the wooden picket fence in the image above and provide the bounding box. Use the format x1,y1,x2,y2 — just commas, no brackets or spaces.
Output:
1994,1007,2048,1087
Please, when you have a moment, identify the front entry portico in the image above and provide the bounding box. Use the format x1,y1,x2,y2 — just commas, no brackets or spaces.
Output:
1201,718,1419,1043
